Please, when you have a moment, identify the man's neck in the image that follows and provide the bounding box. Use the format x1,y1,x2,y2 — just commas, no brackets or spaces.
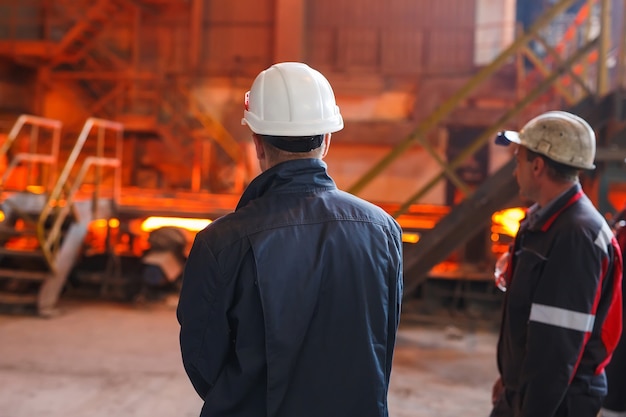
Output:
537,181,577,208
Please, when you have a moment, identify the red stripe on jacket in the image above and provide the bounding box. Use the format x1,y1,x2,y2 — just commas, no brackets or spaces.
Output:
597,237,623,374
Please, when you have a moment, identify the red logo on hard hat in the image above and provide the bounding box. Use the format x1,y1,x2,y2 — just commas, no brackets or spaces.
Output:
244,91,250,111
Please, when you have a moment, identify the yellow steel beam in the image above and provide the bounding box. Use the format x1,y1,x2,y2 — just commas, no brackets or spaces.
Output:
597,0,611,95
416,132,472,197
392,37,599,218
533,35,594,99
581,0,597,85
192,109,242,162
621,0,626,89
347,0,578,195
176,84,242,163
520,44,577,105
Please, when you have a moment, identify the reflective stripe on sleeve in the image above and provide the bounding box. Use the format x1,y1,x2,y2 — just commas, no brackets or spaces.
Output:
594,222,613,255
529,303,595,332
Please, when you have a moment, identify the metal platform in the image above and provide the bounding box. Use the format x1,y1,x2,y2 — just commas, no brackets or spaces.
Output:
118,188,240,220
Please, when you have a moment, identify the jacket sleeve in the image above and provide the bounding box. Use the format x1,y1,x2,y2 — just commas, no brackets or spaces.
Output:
385,224,403,386
394,224,404,326
518,229,603,417
176,235,231,399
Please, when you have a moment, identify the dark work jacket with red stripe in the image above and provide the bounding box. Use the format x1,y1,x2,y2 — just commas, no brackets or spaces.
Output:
603,215,626,412
177,158,403,417
497,183,623,417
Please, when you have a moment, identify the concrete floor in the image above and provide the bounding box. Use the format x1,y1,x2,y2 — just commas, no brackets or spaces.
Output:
0,298,498,417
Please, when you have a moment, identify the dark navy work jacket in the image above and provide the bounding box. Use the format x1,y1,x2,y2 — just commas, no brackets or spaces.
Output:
497,183,623,417
177,158,403,417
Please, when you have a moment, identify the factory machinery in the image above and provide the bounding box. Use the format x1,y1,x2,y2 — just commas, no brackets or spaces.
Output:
0,114,246,315
1,0,626,319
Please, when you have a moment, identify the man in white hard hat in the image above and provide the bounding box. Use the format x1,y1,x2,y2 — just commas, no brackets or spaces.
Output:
177,62,403,417
490,111,623,417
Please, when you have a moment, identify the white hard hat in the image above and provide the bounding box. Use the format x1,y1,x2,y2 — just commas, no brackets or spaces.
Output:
242,62,344,137
496,110,596,170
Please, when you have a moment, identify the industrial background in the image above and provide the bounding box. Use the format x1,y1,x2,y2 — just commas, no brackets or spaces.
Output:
0,0,625,321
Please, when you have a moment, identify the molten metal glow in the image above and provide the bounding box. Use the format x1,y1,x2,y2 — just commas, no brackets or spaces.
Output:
141,216,212,232
492,207,526,237
402,232,420,244
91,219,108,229
25,185,45,194
90,219,121,229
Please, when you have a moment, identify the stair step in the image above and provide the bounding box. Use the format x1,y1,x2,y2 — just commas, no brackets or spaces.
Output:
0,225,38,237
0,292,37,305
0,268,50,281
0,247,45,258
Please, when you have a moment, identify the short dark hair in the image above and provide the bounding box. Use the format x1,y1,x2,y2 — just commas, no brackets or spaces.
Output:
258,134,324,153
525,148,579,182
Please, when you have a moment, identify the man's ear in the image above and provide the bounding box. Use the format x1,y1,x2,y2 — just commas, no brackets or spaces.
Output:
252,134,265,161
532,155,545,177
321,133,332,159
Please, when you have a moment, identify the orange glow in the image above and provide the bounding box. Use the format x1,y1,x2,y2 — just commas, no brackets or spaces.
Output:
397,217,437,230
0,210,4,222
492,207,526,237
25,185,45,194
108,218,120,228
141,216,212,232
91,219,108,229
5,236,40,250
402,232,420,244
492,242,511,255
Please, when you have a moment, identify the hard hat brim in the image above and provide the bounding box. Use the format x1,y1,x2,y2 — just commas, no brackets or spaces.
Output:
495,130,521,146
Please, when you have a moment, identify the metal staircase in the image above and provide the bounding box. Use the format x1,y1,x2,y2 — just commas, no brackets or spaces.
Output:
402,93,626,310
346,0,624,297
45,0,244,192
0,0,245,192
48,0,129,68
0,117,123,316
402,159,518,296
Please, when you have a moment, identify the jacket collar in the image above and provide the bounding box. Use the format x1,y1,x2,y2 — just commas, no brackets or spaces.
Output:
523,182,583,232
236,159,337,210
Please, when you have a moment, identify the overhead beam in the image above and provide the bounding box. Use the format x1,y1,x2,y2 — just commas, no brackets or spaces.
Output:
347,0,578,195
50,71,158,80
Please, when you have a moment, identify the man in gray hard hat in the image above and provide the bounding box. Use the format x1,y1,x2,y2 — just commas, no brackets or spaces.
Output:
490,110,623,417
177,62,403,417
